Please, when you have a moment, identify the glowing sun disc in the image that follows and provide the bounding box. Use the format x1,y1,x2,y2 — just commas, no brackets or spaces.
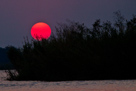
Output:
31,22,51,40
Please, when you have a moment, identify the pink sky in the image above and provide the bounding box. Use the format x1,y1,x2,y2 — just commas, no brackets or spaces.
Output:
0,0,136,47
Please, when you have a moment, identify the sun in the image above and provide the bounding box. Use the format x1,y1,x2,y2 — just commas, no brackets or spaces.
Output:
31,22,51,40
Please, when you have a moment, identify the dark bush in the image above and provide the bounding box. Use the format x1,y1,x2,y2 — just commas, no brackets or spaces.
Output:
7,12,136,81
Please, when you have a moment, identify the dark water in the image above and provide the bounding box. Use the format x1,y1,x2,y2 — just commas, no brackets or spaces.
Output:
0,70,136,91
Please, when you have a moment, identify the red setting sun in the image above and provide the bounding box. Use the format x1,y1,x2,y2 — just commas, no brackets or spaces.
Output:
31,22,51,40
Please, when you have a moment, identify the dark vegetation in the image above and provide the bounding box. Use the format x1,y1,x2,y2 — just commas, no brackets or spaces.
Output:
7,11,136,81
0,47,13,70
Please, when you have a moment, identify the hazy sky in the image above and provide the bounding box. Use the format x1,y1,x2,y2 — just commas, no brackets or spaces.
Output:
0,0,136,48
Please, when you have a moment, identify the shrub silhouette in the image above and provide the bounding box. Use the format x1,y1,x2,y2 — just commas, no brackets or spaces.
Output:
7,12,136,81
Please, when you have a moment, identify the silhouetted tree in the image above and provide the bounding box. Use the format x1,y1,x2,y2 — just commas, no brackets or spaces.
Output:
7,12,136,81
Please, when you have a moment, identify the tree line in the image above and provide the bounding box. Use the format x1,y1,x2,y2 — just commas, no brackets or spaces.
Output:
6,11,136,81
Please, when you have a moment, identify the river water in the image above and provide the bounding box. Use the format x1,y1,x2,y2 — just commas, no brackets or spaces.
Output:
0,70,136,91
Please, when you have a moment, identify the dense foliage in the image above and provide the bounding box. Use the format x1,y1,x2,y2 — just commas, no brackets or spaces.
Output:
7,12,136,81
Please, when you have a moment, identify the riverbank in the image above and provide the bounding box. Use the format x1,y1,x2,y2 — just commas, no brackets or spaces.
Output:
0,73,136,91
